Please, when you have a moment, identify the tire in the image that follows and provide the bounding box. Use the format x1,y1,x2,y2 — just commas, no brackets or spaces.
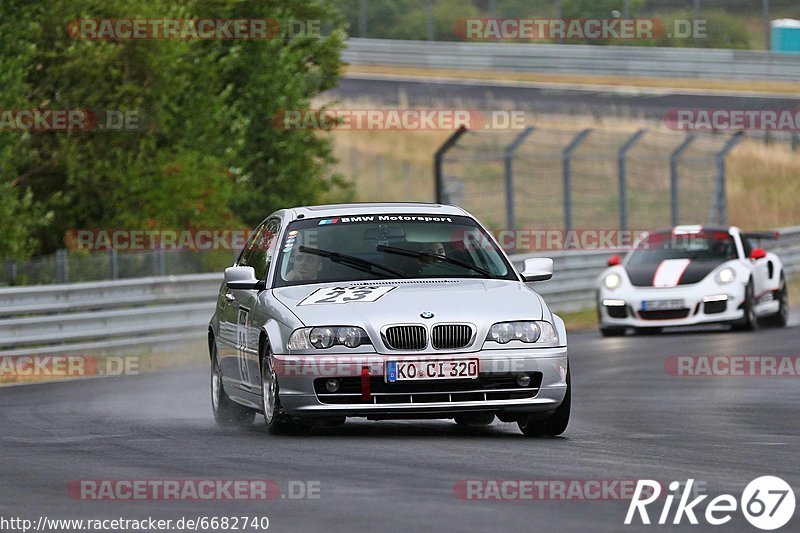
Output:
634,327,662,335
599,327,625,337
260,346,304,435
517,365,570,437
764,274,788,328
211,343,255,427
732,280,759,332
454,413,495,426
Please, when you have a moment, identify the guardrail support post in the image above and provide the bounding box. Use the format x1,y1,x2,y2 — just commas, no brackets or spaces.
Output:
669,134,696,226
110,249,119,280
434,126,468,204
503,127,535,232
617,129,646,230
55,249,69,283
562,129,592,232
711,132,744,226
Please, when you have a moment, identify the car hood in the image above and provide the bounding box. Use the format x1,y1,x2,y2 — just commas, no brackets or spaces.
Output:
272,279,543,327
625,259,725,287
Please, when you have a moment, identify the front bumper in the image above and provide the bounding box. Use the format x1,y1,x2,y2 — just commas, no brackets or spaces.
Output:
598,282,746,328
272,347,568,418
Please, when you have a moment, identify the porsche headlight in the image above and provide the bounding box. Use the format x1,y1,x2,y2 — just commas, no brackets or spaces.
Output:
715,267,736,285
604,273,621,290
486,321,558,345
288,326,370,350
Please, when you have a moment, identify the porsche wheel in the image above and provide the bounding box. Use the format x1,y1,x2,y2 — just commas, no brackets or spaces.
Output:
733,280,759,332
764,274,788,328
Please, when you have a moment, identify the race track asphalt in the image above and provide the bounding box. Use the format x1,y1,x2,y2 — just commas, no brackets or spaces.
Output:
1,319,798,532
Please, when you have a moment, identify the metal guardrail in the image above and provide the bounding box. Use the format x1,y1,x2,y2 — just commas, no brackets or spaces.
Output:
1,226,798,355
343,39,800,82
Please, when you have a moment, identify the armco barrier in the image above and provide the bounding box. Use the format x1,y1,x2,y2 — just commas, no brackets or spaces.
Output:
1,226,798,355
342,38,800,82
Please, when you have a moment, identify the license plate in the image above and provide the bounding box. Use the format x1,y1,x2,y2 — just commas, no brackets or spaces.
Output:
641,299,684,311
386,359,478,382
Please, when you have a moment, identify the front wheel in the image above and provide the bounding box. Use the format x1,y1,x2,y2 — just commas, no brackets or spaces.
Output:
454,413,495,426
732,281,759,332
261,347,303,435
599,327,625,337
518,366,570,437
764,275,788,328
211,344,255,427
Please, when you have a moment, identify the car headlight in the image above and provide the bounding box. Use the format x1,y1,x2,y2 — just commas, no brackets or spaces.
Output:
604,273,621,290
715,267,736,284
486,321,558,345
287,326,370,350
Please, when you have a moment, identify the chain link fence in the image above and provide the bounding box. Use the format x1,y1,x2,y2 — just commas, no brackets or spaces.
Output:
436,126,744,236
1,249,234,287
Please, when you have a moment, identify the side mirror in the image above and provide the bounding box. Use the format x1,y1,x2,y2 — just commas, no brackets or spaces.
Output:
750,248,767,260
521,257,553,282
224,266,262,290
607,254,621,267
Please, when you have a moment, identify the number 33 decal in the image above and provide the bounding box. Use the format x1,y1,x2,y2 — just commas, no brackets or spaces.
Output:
298,285,396,306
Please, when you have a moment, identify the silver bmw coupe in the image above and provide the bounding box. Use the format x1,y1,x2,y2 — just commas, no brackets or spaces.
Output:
209,203,570,436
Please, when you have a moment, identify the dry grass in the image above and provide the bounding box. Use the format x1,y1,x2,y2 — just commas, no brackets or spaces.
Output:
728,142,800,229
347,64,800,96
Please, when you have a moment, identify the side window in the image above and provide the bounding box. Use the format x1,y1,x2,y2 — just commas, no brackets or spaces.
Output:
741,237,753,259
238,219,279,280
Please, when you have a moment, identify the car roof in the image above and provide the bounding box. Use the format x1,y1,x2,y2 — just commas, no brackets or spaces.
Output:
286,202,469,220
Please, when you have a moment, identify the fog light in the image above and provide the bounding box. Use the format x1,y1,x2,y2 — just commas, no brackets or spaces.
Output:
516,374,532,387
325,379,340,393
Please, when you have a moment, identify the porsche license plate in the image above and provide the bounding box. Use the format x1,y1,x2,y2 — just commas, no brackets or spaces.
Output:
386,359,478,382
641,299,684,311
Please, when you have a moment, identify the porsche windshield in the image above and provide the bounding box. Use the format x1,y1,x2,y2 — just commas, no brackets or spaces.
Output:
627,231,737,266
274,214,517,287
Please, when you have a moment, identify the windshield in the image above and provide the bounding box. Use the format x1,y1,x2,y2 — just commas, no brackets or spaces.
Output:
627,231,737,266
273,213,517,287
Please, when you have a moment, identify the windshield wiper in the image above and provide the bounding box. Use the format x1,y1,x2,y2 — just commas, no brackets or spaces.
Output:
376,245,497,279
298,246,408,279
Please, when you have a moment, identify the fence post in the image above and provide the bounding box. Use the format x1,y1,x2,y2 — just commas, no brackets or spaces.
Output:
434,126,468,204
503,127,535,232
562,129,592,232
403,161,411,200
617,129,646,230
110,249,119,280
670,135,696,226
159,248,167,276
711,132,744,226
55,249,69,283
792,133,798,152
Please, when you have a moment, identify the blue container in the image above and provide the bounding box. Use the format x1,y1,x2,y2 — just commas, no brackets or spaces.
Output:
771,19,800,53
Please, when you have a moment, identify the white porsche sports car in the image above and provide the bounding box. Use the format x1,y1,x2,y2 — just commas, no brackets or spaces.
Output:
597,225,788,336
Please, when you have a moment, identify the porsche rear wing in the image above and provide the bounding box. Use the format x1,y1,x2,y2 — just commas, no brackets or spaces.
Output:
741,231,779,242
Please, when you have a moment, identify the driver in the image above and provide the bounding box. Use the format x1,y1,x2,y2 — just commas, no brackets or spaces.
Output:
286,252,323,281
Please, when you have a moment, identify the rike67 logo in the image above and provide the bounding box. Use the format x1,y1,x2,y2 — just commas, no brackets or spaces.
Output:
626,477,795,530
